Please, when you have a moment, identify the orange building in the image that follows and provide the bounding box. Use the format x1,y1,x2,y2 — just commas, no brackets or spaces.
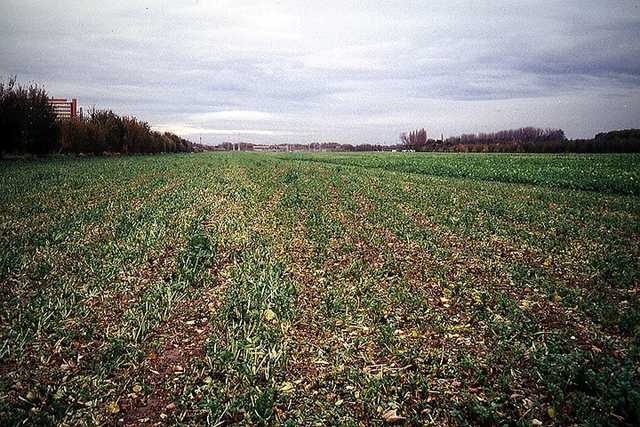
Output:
47,98,77,119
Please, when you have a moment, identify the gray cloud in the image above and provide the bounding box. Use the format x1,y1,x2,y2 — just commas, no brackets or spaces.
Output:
1,0,639,144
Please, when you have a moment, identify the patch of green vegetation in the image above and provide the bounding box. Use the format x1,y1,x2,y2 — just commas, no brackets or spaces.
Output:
1,152,638,425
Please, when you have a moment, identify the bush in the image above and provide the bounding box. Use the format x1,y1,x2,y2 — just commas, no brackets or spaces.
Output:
1,76,198,156
0,77,59,156
58,112,194,154
90,110,126,153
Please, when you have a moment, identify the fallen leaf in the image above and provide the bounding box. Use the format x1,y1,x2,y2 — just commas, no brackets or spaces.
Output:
106,401,120,414
280,381,294,393
382,408,406,423
547,406,556,418
263,309,277,322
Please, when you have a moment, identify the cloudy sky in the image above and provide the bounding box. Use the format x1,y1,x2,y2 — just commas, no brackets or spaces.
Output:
1,1,639,144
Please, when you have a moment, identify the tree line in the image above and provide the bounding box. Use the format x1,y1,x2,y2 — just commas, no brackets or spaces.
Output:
213,141,402,152
400,127,640,153
0,77,209,157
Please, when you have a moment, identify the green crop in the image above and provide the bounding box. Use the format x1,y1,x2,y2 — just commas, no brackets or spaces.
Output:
1,152,639,425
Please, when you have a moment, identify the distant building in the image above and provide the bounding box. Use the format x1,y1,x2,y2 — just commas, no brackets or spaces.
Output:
252,144,272,152
48,98,77,119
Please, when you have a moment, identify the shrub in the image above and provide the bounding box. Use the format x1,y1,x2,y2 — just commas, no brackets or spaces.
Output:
0,77,59,156
1,77,198,156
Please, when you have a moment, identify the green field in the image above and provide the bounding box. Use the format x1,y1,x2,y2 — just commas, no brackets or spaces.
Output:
1,152,639,425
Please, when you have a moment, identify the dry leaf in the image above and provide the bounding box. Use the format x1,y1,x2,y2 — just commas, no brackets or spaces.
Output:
106,401,120,414
382,408,406,423
280,381,294,393
263,309,277,322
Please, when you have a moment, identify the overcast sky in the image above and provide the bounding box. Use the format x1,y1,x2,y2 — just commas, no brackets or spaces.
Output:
2,1,639,144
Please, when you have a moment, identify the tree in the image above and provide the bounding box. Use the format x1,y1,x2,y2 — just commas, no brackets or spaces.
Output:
400,128,427,150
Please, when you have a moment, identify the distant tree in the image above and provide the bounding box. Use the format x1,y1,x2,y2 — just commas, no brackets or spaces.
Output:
400,128,428,150
594,129,640,152
444,127,565,147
